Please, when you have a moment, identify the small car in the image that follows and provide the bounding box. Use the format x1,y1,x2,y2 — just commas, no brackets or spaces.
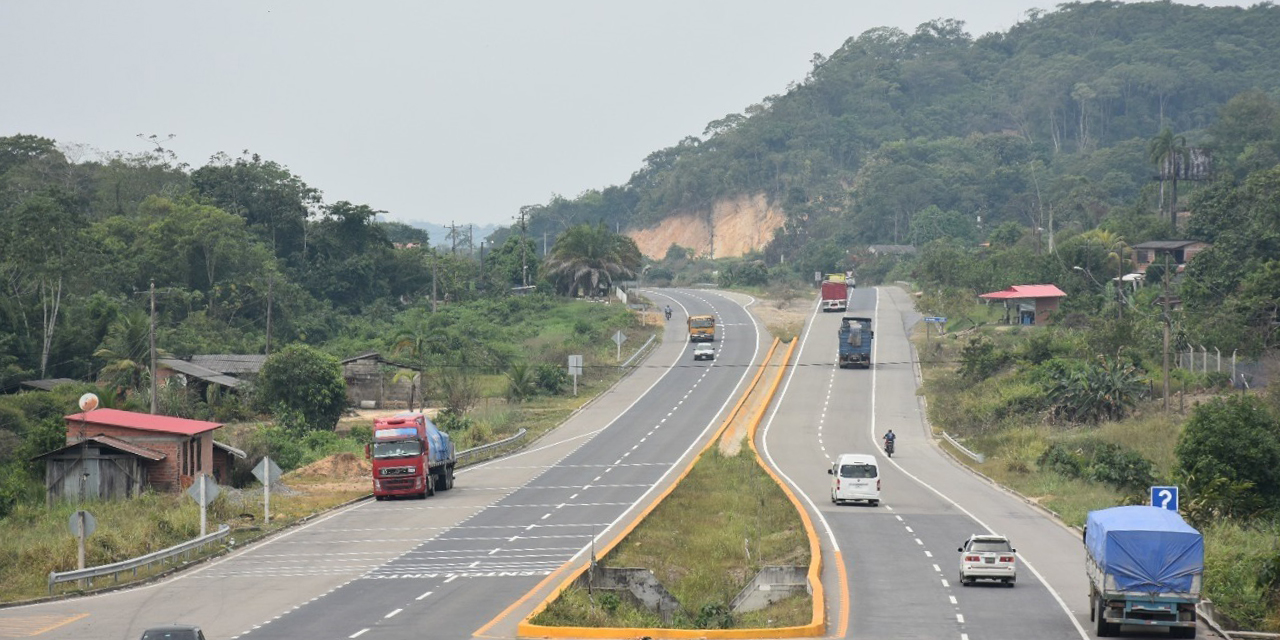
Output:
958,534,1017,587
693,343,716,360
141,624,206,640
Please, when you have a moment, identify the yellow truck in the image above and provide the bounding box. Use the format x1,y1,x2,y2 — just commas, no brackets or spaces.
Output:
687,314,716,342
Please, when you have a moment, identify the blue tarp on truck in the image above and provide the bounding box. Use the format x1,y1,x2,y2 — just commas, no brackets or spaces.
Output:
1086,506,1203,594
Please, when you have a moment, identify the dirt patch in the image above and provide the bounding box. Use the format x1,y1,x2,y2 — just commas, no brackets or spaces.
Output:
748,295,811,341
290,452,371,480
627,194,786,259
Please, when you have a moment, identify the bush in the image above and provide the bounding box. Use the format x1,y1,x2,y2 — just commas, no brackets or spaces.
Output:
256,344,347,432
1037,443,1083,478
1177,395,1280,518
958,336,1010,382
535,363,568,395
1037,440,1154,491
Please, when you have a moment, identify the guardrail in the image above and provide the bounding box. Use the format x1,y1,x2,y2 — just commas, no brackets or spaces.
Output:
456,428,528,467
620,334,657,369
49,524,231,594
941,431,985,464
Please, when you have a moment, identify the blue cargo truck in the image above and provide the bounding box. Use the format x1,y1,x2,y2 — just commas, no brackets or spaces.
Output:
838,316,873,368
1086,506,1203,638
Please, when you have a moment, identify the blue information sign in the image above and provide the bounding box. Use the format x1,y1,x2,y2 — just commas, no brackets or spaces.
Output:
1150,485,1179,511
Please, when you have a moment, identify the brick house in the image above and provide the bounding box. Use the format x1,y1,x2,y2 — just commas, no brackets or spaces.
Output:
37,409,243,503
978,284,1068,326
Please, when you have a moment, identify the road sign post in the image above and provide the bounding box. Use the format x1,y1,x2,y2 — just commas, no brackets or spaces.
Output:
568,355,583,396
68,510,96,574
1150,485,1179,512
613,331,627,362
252,456,283,524
187,473,220,536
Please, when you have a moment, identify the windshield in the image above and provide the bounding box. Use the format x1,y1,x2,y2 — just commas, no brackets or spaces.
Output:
969,540,1012,553
373,440,422,459
141,631,201,640
690,318,714,328
839,463,876,479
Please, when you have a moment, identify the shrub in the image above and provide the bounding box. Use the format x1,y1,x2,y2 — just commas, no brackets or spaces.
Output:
958,336,1010,382
535,363,568,395
1176,395,1280,518
1087,443,1156,491
1037,443,1083,478
256,344,347,432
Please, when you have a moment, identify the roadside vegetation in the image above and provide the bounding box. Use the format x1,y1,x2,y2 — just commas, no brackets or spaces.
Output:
530,445,810,630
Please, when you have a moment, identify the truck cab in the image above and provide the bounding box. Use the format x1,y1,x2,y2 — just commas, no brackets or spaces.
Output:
687,314,716,342
367,412,455,500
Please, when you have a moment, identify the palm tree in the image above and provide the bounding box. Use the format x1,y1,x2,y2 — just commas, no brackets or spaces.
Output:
93,309,155,400
542,223,642,297
1148,128,1188,231
1079,229,1132,318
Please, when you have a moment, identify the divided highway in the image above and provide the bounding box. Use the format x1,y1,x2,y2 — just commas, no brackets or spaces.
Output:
0,290,767,640
761,286,1093,640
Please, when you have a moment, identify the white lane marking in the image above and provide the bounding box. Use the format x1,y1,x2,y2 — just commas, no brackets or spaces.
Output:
956,613,965,624
949,595,957,605
569,494,579,500
915,538,923,545
350,630,369,638
962,634,969,640
416,591,433,600
906,526,914,533
540,514,550,520
942,579,950,587
385,608,402,618
593,476,602,482
925,551,933,558
933,564,941,573
444,575,457,582
895,515,903,521
488,549,500,555
869,286,1090,640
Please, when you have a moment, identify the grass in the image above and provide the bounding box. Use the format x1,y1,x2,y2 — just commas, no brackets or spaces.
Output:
531,446,811,629
915,323,1280,631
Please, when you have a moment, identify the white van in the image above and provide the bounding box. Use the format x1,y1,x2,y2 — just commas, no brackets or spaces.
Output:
829,453,880,506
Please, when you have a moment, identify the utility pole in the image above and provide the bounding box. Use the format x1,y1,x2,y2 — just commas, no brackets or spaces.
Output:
149,280,157,414
1161,253,1171,412
265,274,273,356
1116,251,1124,320
431,252,439,313
519,208,529,287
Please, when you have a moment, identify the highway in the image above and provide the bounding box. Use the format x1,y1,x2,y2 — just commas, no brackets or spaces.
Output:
0,290,766,640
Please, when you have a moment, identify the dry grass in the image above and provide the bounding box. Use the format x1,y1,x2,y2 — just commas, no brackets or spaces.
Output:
532,448,810,629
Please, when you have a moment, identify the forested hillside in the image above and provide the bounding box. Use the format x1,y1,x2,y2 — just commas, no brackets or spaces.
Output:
520,1,1280,271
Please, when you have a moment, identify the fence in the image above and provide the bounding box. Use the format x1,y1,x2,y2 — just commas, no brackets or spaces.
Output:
49,524,230,593
1177,348,1269,389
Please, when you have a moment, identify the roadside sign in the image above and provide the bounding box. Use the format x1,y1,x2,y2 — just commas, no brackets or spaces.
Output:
68,510,96,538
568,355,583,376
613,331,627,346
1150,485,1179,511
252,457,283,486
187,474,220,507
924,317,947,323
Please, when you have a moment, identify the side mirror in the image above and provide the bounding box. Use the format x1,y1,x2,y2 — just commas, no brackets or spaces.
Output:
1011,549,1017,553
827,468,834,475
957,547,964,552
364,444,371,460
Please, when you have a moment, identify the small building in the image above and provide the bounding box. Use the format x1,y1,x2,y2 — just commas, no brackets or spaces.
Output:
867,244,917,256
35,409,243,504
979,284,1068,326
1131,240,1209,273
189,354,267,378
157,358,243,392
342,352,416,410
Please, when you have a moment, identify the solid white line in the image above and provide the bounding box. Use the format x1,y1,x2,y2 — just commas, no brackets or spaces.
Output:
349,629,369,638
869,287,1090,640
385,608,402,618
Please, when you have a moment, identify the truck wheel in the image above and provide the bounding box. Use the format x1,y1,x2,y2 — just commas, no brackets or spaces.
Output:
1095,598,1113,637
1170,627,1196,639
444,466,454,490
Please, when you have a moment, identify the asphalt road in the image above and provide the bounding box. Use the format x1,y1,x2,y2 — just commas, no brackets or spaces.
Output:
0,290,767,640
760,286,1090,640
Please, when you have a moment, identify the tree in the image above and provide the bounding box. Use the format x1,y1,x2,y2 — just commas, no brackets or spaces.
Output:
256,344,347,432
1177,395,1280,519
1148,128,1188,230
542,223,641,297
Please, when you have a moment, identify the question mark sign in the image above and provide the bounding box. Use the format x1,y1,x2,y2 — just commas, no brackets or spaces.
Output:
1158,489,1173,509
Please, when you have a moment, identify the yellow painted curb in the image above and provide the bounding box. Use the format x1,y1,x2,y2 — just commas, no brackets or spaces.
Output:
515,337,823,639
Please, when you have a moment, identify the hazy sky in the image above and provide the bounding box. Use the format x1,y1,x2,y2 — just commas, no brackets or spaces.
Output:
0,1,1250,228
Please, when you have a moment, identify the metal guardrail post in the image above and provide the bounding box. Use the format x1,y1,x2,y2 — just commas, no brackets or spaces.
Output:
49,524,231,594
941,431,985,464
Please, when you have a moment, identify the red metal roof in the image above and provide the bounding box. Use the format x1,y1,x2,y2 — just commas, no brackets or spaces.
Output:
62,408,222,436
979,284,1067,300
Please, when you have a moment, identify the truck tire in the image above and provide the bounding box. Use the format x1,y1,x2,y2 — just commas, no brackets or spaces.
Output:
1095,597,1114,637
1170,626,1196,639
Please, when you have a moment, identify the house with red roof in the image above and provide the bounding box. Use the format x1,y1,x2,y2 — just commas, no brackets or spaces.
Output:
978,284,1068,326
34,408,244,503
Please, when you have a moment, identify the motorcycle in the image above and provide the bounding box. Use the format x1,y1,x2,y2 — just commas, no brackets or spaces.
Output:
664,309,672,321
884,438,895,458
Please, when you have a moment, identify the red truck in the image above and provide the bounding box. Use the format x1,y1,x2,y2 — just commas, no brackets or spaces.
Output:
821,279,848,312
366,412,456,500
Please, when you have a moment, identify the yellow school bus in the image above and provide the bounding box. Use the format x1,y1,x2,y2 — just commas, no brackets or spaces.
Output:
687,314,716,342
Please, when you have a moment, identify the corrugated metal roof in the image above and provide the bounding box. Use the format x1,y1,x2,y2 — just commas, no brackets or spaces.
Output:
980,284,1068,300
62,408,222,436
1132,240,1204,250
32,434,167,461
213,440,247,459
341,351,381,364
190,354,266,375
159,358,242,388
20,378,78,391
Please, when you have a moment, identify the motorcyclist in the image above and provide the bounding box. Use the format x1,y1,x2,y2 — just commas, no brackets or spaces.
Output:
664,305,673,320
883,429,896,453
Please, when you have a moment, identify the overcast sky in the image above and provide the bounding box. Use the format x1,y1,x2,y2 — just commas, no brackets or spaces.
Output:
0,1,1251,229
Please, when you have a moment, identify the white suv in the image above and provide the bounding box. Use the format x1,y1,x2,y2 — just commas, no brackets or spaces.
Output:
958,534,1017,587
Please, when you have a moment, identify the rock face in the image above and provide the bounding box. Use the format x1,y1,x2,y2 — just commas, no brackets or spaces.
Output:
627,194,785,259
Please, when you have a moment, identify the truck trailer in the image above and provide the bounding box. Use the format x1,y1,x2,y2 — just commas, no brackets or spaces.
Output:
838,316,873,368
820,279,848,312
367,412,457,500
1086,505,1203,638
